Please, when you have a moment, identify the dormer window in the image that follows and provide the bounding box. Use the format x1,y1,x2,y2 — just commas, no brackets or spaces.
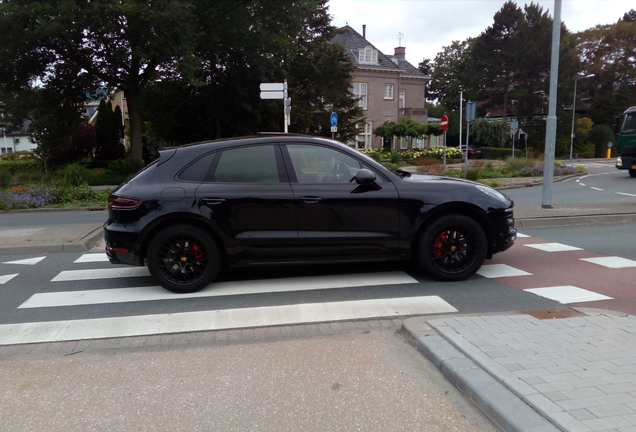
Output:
358,47,378,64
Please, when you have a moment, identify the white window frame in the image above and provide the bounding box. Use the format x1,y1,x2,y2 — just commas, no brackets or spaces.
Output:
429,135,439,148
412,137,424,149
353,82,368,110
399,89,406,109
358,47,378,64
383,84,394,100
354,121,372,149
400,137,408,150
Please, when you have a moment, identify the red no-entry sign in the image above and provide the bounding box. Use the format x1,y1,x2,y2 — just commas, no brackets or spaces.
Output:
440,115,449,131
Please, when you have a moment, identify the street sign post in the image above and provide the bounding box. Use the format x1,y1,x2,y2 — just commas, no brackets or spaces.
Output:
441,115,449,166
330,112,338,138
260,80,290,133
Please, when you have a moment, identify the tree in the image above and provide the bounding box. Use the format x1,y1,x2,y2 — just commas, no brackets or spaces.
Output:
470,119,509,148
373,118,429,142
0,0,200,163
577,10,636,125
140,1,362,144
589,125,616,157
95,99,125,161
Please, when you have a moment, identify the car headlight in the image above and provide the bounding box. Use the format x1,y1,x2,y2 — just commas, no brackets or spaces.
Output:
475,185,509,203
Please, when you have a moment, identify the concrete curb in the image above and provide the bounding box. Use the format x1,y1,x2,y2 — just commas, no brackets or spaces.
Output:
400,316,562,432
0,226,104,256
516,212,636,228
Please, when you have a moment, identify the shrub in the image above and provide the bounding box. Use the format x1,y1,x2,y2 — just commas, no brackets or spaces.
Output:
109,157,144,175
61,162,90,187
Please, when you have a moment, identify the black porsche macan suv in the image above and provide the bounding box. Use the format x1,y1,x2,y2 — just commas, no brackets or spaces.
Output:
104,134,516,293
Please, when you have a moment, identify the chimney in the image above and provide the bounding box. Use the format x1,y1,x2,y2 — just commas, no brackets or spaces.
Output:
362,24,366,39
394,46,406,60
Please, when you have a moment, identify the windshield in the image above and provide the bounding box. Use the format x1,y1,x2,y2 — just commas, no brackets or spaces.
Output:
621,113,636,134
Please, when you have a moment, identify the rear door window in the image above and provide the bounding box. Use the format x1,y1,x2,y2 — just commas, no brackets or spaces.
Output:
213,145,282,183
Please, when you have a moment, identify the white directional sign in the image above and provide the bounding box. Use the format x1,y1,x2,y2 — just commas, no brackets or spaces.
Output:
260,83,285,91
260,91,286,99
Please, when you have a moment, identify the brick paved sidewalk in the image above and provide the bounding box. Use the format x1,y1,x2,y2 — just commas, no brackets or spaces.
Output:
420,313,636,432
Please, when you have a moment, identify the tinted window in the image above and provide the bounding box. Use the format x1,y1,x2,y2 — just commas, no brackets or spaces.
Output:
178,152,215,182
214,145,279,183
287,144,363,184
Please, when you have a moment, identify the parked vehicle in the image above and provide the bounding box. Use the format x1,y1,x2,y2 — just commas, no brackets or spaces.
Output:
614,106,636,177
104,134,516,293
458,145,485,159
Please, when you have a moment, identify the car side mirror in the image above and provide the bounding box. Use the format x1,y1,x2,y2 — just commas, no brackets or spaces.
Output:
355,168,376,185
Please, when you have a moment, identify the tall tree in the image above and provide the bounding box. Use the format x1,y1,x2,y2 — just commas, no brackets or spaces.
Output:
95,99,125,161
139,1,362,144
577,9,636,125
0,0,199,163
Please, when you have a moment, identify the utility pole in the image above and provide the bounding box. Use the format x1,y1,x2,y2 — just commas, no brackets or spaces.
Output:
541,0,561,209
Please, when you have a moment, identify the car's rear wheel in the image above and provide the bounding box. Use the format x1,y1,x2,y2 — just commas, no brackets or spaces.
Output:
629,169,636,178
416,214,487,281
147,224,220,293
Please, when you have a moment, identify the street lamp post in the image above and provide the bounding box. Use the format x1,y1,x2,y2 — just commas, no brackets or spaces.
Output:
569,74,595,160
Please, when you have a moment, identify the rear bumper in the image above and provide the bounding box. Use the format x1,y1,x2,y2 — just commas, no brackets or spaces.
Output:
103,223,143,266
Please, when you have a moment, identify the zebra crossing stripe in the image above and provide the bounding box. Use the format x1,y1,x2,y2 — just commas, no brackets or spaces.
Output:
51,267,151,281
1,296,457,345
22,271,418,309
74,253,110,263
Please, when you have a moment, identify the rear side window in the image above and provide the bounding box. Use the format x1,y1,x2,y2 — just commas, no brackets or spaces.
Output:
213,145,280,183
178,152,216,182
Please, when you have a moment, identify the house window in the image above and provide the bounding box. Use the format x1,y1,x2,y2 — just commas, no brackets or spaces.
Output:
383,84,394,100
399,89,406,109
429,135,439,148
353,82,368,110
358,47,378,64
412,137,424,149
400,137,408,150
353,122,372,149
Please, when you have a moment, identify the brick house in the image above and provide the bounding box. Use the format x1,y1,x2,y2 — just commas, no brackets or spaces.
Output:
332,25,438,151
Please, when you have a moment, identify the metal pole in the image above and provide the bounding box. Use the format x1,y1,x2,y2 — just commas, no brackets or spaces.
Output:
443,130,447,167
569,74,594,160
459,90,463,151
569,77,578,160
541,0,561,209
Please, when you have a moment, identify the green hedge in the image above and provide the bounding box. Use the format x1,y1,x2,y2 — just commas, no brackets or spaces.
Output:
0,160,43,175
482,147,524,160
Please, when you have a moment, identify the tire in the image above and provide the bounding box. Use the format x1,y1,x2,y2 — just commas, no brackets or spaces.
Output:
629,169,636,178
416,214,487,282
147,224,220,293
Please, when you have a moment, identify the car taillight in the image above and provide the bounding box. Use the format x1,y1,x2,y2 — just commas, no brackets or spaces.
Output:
108,195,142,210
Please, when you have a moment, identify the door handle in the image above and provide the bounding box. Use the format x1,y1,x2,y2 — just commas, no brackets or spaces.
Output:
200,198,226,205
298,196,323,204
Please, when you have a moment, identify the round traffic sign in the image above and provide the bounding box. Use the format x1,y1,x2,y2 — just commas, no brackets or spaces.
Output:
440,115,449,131
330,112,338,127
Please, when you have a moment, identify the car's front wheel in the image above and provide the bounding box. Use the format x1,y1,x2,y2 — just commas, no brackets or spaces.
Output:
147,224,220,293
629,169,636,178
416,214,487,281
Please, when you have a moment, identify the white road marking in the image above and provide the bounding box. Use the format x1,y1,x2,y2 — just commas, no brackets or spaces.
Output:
0,274,19,284
616,192,636,197
580,256,636,269
74,253,110,263
2,256,47,265
51,267,151,281
516,233,530,238
524,243,583,252
524,286,613,304
22,271,418,309
477,264,532,278
590,187,604,191
1,296,457,345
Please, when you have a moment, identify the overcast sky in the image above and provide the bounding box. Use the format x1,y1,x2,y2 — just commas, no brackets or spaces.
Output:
328,0,633,66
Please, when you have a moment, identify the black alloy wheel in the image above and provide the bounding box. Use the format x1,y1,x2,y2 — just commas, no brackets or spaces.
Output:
147,224,220,293
417,214,487,281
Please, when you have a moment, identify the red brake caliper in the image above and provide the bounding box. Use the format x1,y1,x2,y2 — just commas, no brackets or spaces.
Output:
433,231,449,258
190,244,203,260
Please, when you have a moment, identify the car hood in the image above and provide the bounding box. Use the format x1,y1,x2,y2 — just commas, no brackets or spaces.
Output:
401,173,479,186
